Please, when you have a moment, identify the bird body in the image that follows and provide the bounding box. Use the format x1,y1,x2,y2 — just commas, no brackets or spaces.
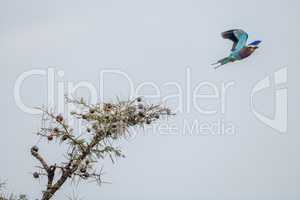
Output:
239,46,258,59
212,29,261,69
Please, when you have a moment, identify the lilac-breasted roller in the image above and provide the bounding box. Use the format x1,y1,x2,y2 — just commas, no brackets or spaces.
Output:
212,29,261,69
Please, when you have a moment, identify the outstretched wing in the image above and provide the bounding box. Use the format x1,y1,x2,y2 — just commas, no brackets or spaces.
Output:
222,29,248,51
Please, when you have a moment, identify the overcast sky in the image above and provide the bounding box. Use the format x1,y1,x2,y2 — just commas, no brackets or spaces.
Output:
0,0,299,199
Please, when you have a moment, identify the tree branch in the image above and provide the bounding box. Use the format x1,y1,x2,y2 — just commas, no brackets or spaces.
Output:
31,148,49,171
31,97,174,200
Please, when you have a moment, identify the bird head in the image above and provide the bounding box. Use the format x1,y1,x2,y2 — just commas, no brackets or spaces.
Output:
249,46,259,52
247,40,261,52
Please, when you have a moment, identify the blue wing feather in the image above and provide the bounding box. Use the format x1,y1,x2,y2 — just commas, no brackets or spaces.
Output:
233,29,248,51
248,40,262,46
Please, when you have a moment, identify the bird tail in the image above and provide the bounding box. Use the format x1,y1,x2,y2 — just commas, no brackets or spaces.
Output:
211,62,223,69
211,57,232,69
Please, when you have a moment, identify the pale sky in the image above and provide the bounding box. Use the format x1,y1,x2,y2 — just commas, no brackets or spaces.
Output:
0,0,299,199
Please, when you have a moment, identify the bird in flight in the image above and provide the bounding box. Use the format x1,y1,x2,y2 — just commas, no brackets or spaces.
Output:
212,29,261,69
